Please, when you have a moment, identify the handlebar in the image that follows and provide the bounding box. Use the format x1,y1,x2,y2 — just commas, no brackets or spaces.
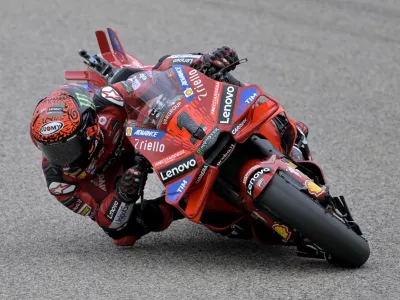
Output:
78,48,116,80
211,58,248,81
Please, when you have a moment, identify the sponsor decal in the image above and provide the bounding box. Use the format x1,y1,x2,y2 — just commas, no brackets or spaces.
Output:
114,134,124,157
106,200,120,221
65,168,81,177
112,130,122,145
166,69,175,77
120,81,133,94
113,202,133,225
172,58,194,65
134,139,165,152
184,88,194,98
172,65,194,102
111,121,120,131
196,127,220,155
216,143,235,167
231,118,247,135
242,164,261,184
246,167,270,197
78,172,87,179
162,101,182,125
272,224,291,240
101,86,123,107
257,178,265,188
125,127,166,140
86,158,98,175
47,106,64,115
188,69,208,101
218,85,237,124
195,165,209,184
128,77,141,89
48,107,63,112
211,82,220,115
91,174,106,192
78,205,91,216
71,199,83,212
237,87,259,117
159,155,198,183
305,180,324,197
170,54,202,59
167,175,193,202
98,116,108,126
48,182,76,195
138,72,148,81
75,92,95,109
286,166,303,179
154,150,185,167
40,121,64,136
98,147,105,158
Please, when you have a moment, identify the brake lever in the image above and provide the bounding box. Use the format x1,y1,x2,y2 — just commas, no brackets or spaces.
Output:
78,48,116,80
211,58,248,80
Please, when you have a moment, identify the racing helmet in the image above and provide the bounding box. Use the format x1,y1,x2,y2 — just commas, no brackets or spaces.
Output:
30,84,103,173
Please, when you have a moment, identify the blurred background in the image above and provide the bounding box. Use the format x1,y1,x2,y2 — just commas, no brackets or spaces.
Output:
0,0,399,299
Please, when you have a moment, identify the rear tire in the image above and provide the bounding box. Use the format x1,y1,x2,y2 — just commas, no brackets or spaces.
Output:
256,174,370,268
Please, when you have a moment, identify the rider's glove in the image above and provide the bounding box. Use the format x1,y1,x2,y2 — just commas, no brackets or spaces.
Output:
194,46,239,75
116,166,147,203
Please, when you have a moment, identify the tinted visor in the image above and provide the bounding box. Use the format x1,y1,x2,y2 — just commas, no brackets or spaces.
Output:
38,134,87,166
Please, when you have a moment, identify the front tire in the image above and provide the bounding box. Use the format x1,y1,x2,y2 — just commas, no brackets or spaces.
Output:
255,174,370,268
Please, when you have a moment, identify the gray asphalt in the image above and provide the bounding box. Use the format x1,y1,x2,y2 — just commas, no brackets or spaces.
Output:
1,0,399,299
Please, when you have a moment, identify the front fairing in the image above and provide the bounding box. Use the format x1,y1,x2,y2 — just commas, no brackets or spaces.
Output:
124,65,280,215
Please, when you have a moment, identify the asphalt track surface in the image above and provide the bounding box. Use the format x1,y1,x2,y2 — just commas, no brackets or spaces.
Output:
0,0,399,299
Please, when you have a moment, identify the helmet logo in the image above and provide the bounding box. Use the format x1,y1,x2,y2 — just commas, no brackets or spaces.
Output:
40,121,64,136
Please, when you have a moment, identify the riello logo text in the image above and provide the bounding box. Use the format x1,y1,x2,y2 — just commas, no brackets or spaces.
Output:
40,121,64,136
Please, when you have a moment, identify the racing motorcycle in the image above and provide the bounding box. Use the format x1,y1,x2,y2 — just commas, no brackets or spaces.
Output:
65,28,370,267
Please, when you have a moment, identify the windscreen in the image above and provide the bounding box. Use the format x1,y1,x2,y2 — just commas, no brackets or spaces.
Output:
124,69,187,129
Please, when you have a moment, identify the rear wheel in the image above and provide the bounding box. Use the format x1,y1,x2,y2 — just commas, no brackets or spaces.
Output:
255,174,370,268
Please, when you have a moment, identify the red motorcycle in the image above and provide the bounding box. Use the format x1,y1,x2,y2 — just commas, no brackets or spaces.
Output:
66,28,370,267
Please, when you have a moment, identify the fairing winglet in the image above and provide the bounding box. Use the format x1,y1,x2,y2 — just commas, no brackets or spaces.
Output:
95,30,117,64
106,27,128,64
107,27,144,68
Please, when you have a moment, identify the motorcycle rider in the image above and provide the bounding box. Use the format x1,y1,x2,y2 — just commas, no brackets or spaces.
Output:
30,46,311,246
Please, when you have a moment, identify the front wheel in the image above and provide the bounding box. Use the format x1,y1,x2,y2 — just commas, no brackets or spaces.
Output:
255,174,370,268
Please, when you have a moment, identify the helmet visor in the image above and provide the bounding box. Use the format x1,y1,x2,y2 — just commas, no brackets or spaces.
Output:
38,134,86,166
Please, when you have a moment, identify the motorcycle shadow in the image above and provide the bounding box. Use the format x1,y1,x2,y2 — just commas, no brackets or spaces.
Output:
117,225,344,271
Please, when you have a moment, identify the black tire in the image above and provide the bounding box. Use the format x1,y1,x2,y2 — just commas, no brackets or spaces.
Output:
256,174,370,268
